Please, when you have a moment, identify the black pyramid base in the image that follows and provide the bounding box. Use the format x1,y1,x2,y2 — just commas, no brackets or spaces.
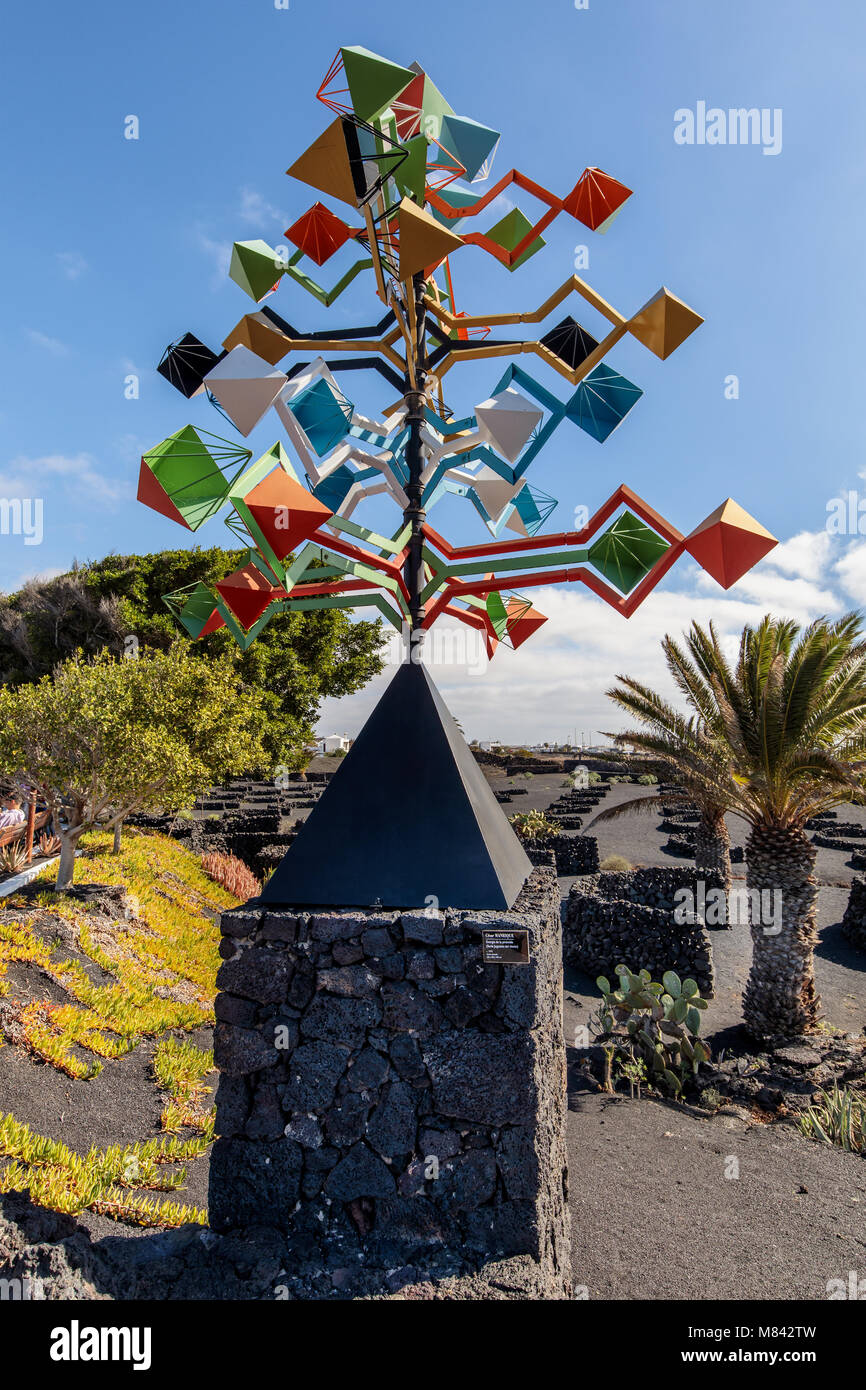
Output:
260,659,532,910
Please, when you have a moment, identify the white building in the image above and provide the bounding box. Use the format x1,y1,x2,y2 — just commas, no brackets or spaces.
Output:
319,734,350,754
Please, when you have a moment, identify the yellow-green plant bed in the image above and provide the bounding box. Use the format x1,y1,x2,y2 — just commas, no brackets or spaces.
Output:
0,829,236,1226
0,1112,207,1226
153,1036,216,1138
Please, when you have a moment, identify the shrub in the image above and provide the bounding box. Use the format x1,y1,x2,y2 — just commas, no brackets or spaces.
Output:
799,1086,865,1153
0,842,27,875
637,773,658,786
588,771,602,784
509,809,558,842
0,647,268,891
595,964,710,1096
201,851,261,900
35,832,62,857
600,854,633,872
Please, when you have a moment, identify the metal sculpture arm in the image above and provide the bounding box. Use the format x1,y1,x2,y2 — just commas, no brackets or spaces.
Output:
140,45,777,660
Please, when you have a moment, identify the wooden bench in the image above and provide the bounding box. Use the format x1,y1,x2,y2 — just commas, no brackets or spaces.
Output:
0,804,53,862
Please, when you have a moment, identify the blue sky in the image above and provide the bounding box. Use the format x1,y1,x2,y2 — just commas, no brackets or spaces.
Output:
2,0,865,739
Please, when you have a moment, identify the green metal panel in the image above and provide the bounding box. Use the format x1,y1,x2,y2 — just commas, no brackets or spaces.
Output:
588,511,669,593
141,426,251,532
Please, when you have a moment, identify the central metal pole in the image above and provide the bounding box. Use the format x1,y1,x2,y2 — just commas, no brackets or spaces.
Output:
403,271,428,638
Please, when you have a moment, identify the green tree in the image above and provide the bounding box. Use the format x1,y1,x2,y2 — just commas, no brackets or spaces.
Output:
0,647,268,890
604,614,866,1038
595,736,733,890
0,549,385,767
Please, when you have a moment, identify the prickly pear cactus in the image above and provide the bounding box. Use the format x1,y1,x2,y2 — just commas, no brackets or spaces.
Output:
595,964,710,1095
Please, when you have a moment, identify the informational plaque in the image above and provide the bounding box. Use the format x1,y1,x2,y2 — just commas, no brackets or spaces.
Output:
482,928,531,965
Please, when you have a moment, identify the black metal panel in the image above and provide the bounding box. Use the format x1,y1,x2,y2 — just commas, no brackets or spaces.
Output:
261,660,532,909
156,333,222,399
540,316,599,370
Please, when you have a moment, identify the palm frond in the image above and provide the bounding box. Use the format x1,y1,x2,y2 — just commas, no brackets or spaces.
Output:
604,611,866,832
591,793,663,826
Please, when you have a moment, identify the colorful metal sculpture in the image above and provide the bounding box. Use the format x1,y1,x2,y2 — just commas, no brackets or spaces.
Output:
141,44,777,663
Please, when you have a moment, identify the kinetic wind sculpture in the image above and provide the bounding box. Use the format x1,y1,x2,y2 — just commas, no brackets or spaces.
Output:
139,46,777,908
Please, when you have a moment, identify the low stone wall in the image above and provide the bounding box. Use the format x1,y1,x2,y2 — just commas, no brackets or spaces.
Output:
661,806,700,824
256,839,297,876
590,866,726,913
522,835,599,875
663,827,744,864
553,835,599,875
550,794,606,812
664,835,695,860
505,761,566,776
812,833,866,852
841,878,866,952
823,820,866,839
562,868,716,997
209,867,571,1298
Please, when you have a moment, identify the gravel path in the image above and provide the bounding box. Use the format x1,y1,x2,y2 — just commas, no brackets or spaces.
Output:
566,1090,866,1300
484,767,866,1300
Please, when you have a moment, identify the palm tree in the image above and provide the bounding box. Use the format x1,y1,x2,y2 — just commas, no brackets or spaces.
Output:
595,635,737,888
594,745,733,890
603,614,866,1039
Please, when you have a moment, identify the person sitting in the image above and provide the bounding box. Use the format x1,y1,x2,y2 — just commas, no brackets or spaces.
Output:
0,796,26,829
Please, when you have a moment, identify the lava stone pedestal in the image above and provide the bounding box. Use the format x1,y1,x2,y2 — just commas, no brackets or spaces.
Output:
209,867,571,1299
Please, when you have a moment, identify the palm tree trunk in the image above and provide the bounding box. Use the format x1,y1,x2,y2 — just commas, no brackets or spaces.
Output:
694,809,732,892
743,823,820,1038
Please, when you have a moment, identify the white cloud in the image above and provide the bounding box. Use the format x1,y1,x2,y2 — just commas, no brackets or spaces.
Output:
833,541,866,604
239,187,288,230
475,190,515,221
702,566,839,618
114,433,149,466
27,330,70,357
13,565,65,588
56,250,88,281
761,528,832,582
0,453,124,505
192,228,232,289
316,544,862,743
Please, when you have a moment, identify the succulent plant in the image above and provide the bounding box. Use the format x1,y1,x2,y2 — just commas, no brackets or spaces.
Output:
0,841,28,875
595,963,711,1096
509,808,558,842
